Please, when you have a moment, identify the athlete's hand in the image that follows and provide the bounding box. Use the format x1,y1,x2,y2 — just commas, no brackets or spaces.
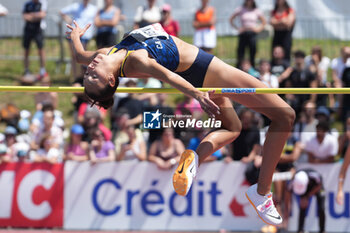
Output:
336,190,344,205
66,21,91,39
197,90,220,117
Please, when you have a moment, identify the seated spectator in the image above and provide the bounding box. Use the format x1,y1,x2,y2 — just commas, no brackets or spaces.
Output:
89,129,115,163
175,95,203,119
280,51,317,115
305,121,338,164
331,46,350,88
137,78,162,107
30,133,61,164
271,46,290,77
15,142,30,162
0,133,7,163
116,125,146,161
305,46,330,85
188,129,226,161
31,103,64,134
94,0,121,48
160,4,180,36
258,59,279,88
148,128,184,170
4,126,18,161
339,116,350,159
30,107,64,153
82,109,111,142
226,108,261,163
64,124,89,161
114,110,144,154
240,59,259,78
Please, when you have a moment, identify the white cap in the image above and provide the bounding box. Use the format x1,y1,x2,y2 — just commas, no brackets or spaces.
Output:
293,171,309,195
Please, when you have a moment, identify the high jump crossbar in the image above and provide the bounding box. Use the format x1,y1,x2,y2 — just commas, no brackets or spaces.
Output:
1,86,350,94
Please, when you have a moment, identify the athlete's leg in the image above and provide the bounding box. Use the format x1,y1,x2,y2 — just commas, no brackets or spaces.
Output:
196,96,241,165
203,57,295,195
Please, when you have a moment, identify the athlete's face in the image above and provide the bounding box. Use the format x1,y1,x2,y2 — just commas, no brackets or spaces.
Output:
84,54,111,93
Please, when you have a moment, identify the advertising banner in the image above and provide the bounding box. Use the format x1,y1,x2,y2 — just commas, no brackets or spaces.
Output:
0,162,64,227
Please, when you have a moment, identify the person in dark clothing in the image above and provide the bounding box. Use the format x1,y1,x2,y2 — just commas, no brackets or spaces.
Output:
22,0,48,78
288,169,326,233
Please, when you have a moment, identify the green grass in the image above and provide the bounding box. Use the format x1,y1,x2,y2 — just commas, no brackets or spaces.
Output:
0,36,348,130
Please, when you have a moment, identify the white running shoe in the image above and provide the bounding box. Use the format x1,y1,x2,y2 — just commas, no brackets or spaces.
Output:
172,149,198,196
246,184,283,226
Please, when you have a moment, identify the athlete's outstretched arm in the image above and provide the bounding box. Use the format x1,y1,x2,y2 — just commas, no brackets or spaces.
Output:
126,53,220,117
66,22,111,65
337,147,350,205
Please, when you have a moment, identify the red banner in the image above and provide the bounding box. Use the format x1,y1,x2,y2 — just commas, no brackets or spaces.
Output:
0,162,63,227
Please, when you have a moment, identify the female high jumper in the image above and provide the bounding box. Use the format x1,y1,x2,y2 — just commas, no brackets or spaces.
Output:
66,22,295,226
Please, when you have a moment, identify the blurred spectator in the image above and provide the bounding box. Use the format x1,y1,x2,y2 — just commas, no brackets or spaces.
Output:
78,102,108,123
34,76,58,110
116,125,146,161
160,4,180,37
113,109,144,154
305,121,337,164
30,107,63,153
193,0,216,54
305,46,330,85
133,0,161,29
15,142,30,162
113,79,143,128
240,59,259,78
280,51,317,115
305,46,334,107
60,0,97,79
137,78,162,107
188,129,225,161
331,46,350,88
94,0,121,48
64,124,89,161
175,95,203,119
148,128,184,170
30,133,61,164
339,59,350,123
293,101,317,145
271,46,290,77
82,109,111,142
22,0,48,79
145,93,174,146
258,59,279,88
0,133,8,163
89,129,115,163
288,169,325,233
31,103,64,134
270,0,295,62
0,4,8,16
337,134,350,205
4,126,18,161
230,0,266,68
226,108,261,163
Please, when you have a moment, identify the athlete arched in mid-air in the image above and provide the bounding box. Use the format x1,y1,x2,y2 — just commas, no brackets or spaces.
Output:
67,22,295,226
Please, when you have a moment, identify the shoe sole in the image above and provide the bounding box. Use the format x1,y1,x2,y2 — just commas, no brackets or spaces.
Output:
172,150,195,196
245,192,273,226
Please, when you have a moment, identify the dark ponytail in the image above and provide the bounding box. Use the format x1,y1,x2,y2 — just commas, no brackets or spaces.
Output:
84,77,119,110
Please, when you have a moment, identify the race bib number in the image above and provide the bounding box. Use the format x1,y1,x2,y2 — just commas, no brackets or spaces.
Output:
127,23,169,42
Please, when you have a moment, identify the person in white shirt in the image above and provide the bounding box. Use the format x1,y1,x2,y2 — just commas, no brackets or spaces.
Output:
305,121,338,164
258,59,279,88
0,4,8,16
133,0,161,29
331,46,350,87
305,46,330,85
60,0,97,79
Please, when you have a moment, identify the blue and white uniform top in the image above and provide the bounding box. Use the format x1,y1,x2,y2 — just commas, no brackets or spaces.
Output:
108,23,180,77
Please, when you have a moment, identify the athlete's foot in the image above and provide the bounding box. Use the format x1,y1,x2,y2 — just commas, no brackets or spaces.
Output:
172,149,198,196
246,184,283,226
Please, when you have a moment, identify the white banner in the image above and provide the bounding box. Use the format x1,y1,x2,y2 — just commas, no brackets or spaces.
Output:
289,163,350,232
64,161,265,231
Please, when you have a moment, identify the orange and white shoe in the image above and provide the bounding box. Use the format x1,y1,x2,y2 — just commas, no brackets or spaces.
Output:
246,184,283,226
172,149,198,196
